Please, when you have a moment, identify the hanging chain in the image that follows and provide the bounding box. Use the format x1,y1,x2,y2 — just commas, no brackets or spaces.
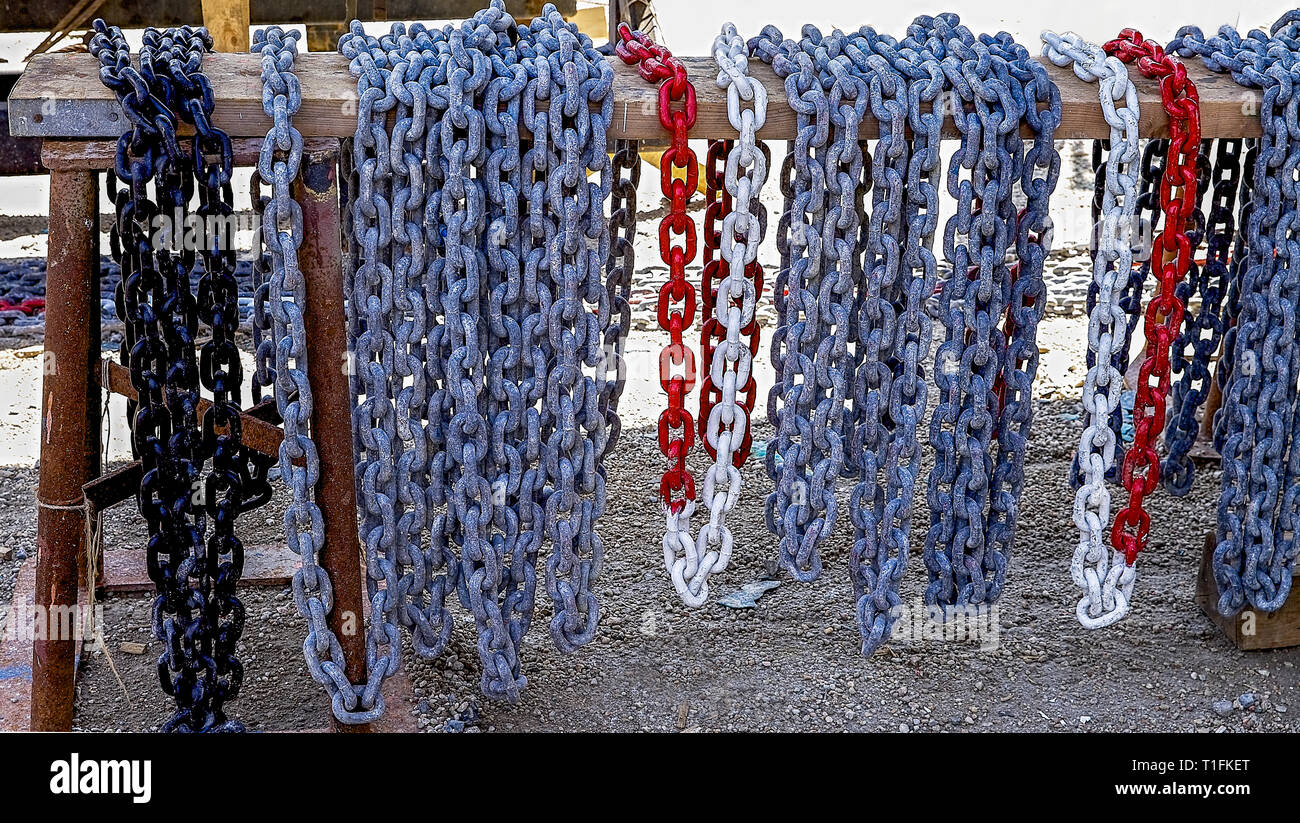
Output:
1162,138,1241,494
339,21,412,715
614,22,710,598
1171,15,1300,614
92,20,250,732
850,22,943,653
645,23,771,608
1102,30,1200,570
1042,30,1140,628
749,25,845,584
529,6,615,654
253,26,385,724
918,15,1061,609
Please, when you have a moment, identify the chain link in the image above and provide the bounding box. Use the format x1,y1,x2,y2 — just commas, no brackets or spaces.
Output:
253,26,386,724
846,22,942,652
1042,30,1140,628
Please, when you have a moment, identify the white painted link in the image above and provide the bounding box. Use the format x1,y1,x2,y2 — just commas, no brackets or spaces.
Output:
1041,31,1141,629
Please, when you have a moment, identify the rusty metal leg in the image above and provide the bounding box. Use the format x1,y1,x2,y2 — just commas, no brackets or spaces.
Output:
295,141,370,733
31,169,100,731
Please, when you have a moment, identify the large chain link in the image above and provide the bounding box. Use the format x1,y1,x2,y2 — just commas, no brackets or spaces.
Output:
1042,30,1140,628
842,25,935,654
1102,30,1200,574
1171,15,1300,614
253,26,385,724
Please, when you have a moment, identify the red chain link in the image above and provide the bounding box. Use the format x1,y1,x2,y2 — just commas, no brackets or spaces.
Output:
1104,29,1200,565
0,298,45,316
616,24,700,512
698,139,763,466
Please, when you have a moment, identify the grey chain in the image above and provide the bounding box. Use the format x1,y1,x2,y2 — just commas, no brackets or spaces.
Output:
920,14,1060,610
340,2,616,702
750,24,851,584
521,7,615,652
848,23,943,654
1171,16,1300,614
254,26,388,723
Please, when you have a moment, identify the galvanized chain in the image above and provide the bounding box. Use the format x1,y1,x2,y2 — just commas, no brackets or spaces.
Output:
338,20,410,715
252,26,381,724
748,24,847,584
92,19,249,732
841,25,928,654
1171,16,1300,614
1162,138,1241,495
1041,30,1140,628
525,6,615,654
920,14,1061,609
846,22,943,650
1102,29,1200,575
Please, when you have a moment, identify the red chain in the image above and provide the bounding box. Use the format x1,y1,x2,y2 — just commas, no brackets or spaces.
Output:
616,24,699,512
1104,29,1200,565
0,298,45,316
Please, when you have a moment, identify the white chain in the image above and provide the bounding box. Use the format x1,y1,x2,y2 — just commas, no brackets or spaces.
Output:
661,24,768,608
1042,31,1141,628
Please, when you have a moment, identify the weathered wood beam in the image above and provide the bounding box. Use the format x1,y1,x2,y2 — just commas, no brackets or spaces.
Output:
8,52,1264,141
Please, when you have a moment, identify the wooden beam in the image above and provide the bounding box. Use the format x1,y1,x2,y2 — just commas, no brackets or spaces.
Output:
200,0,251,52
8,52,1264,141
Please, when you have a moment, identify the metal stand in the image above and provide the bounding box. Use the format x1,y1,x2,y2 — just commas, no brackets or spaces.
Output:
28,138,370,731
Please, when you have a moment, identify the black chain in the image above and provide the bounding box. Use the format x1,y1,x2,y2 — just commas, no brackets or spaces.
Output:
92,19,250,733
1162,139,1241,494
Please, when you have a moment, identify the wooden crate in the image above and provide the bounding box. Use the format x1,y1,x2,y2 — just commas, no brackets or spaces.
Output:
1196,531,1300,650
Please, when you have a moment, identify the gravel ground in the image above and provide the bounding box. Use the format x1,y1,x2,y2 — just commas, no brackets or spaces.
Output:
1,391,1295,733
0,138,1296,733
